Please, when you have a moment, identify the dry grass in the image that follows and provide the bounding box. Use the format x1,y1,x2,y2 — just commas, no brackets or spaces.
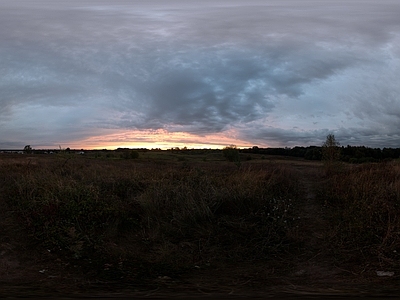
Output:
318,161,400,269
2,153,399,292
0,154,303,280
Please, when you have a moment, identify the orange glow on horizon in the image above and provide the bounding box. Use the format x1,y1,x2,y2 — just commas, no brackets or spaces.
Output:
63,129,260,150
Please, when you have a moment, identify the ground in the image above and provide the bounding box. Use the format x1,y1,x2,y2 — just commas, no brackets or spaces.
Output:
0,157,399,298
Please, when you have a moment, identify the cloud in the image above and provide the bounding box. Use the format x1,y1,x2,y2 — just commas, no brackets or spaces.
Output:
1,0,400,148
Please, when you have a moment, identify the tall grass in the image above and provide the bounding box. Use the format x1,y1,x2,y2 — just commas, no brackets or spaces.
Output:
319,162,400,268
0,157,302,278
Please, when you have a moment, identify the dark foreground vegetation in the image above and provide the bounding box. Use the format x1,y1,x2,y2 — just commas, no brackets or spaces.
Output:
320,162,400,266
1,154,301,280
0,151,399,296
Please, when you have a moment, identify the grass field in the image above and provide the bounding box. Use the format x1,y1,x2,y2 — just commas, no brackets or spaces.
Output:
0,152,399,296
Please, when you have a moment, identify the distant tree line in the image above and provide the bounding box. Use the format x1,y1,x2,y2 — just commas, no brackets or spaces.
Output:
242,145,400,163
13,142,400,164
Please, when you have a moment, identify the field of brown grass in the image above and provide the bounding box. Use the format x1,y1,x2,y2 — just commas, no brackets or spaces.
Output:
0,152,399,297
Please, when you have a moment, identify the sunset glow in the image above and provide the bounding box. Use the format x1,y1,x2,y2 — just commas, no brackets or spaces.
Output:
54,129,256,150
2,0,400,149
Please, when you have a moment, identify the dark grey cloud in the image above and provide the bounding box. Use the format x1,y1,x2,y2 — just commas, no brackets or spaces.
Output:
1,0,400,148
240,125,400,149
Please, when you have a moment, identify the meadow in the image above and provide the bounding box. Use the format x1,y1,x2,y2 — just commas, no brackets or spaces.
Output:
0,151,399,295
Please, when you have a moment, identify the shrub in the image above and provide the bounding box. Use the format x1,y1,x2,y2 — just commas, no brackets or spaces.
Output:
121,150,139,159
222,145,240,162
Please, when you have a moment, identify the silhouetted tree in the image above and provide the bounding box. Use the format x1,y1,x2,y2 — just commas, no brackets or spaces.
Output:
322,134,341,174
23,145,32,154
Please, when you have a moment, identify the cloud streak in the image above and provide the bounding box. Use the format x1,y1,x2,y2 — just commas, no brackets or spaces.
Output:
1,0,400,149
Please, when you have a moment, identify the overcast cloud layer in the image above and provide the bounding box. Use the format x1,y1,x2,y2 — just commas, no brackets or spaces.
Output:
1,0,400,149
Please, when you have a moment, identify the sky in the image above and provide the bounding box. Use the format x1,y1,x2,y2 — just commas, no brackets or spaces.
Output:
1,0,400,150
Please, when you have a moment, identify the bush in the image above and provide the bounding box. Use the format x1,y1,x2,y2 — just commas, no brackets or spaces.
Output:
121,150,139,159
222,145,240,162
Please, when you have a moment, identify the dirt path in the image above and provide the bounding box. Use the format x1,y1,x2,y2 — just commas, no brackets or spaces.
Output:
273,162,399,297
289,163,341,282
